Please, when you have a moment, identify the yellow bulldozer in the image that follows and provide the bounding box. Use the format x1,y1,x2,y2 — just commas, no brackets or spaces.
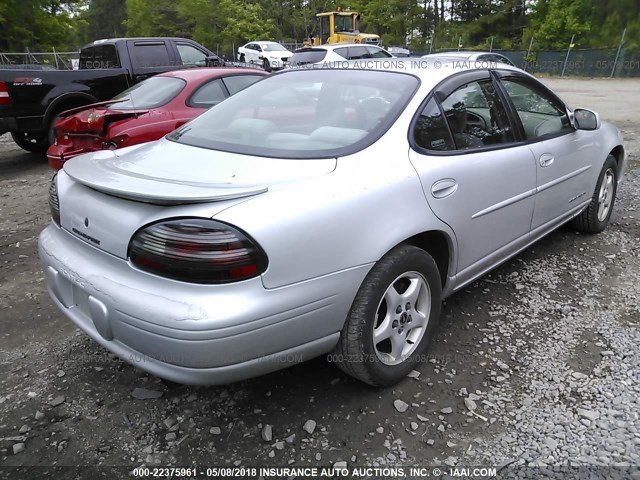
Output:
309,9,381,46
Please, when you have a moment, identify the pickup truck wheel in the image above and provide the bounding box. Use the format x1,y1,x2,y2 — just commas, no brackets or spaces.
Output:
10,132,48,154
47,114,62,146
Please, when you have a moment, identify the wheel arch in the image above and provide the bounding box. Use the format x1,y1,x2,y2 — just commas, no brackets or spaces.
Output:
392,230,454,290
44,92,98,126
609,144,625,176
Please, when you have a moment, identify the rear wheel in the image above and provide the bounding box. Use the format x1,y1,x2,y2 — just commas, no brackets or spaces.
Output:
10,131,48,153
47,114,62,146
239,53,245,63
571,155,618,233
332,245,442,386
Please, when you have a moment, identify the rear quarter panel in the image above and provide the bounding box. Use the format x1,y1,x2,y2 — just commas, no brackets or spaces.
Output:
213,127,456,290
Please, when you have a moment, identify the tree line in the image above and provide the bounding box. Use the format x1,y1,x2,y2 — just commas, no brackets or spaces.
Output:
0,0,638,54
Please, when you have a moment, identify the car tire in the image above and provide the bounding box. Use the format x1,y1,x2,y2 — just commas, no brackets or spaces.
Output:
262,58,271,72
47,114,62,147
10,131,48,153
332,245,442,386
239,53,245,63
570,155,618,234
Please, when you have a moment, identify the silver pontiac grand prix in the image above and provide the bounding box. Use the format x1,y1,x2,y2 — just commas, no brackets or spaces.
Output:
40,60,626,386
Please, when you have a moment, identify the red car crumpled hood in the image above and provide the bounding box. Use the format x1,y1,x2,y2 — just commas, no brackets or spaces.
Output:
56,106,149,135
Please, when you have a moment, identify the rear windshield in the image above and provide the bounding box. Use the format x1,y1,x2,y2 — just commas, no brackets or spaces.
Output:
168,69,419,159
289,49,327,65
109,76,185,109
79,44,121,69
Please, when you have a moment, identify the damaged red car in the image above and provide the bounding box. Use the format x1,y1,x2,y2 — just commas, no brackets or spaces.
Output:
47,68,267,170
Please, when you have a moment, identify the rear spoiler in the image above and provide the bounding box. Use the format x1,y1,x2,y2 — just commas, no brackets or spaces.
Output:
58,99,125,118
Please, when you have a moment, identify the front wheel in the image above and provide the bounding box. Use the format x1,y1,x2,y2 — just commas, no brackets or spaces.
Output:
571,155,618,233
10,132,48,153
332,245,442,386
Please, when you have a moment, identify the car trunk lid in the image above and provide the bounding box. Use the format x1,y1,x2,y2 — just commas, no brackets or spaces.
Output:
63,138,336,204
59,139,336,258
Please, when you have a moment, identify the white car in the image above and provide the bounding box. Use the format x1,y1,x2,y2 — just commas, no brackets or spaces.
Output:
422,51,515,67
237,41,293,70
289,43,394,67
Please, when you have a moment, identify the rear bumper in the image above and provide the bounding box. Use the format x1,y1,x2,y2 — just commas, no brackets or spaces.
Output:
47,144,89,171
39,223,369,385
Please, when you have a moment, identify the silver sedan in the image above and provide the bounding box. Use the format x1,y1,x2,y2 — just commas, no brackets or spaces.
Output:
39,60,626,386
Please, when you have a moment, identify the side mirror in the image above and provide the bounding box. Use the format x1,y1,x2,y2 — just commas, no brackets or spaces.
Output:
206,55,223,67
573,108,601,131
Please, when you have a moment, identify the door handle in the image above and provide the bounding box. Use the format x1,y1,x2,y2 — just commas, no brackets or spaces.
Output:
539,154,555,167
431,179,458,199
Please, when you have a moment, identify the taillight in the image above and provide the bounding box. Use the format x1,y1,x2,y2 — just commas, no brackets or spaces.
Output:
49,174,60,225
0,81,11,105
129,218,268,284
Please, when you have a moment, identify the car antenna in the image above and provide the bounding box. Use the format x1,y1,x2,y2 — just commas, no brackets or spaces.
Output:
121,63,139,119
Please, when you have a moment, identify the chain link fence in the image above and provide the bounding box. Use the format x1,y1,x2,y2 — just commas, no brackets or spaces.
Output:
1,46,639,77
0,51,79,70
418,47,640,78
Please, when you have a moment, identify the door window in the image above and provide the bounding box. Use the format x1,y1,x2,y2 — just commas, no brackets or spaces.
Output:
500,79,572,140
132,43,171,68
177,44,207,66
440,79,515,150
366,47,393,58
413,98,455,151
223,75,263,96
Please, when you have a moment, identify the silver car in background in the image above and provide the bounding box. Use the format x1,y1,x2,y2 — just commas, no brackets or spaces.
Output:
40,60,626,386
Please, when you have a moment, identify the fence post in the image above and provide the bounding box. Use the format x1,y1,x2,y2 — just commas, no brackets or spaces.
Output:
610,28,626,78
561,34,575,77
457,36,462,51
52,47,59,69
524,36,534,72
489,36,494,52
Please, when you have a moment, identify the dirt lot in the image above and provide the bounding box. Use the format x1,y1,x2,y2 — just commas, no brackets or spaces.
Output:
0,78,639,477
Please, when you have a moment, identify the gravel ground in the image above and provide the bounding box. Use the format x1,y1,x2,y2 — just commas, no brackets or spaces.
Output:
0,78,639,479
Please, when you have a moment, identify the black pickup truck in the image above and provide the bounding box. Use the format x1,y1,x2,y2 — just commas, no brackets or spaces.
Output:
0,37,222,153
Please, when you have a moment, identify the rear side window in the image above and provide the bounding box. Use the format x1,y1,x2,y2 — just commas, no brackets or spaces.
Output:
79,45,120,69
132,43,172,68
189,79,227,108
334,47,349,59
223,75,264,96
290,49,327,65
347,46,369,60
413,98,455,151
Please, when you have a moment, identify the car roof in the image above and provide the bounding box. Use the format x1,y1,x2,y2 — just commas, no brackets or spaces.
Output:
84,37,201,48
158,67,267,81
423,51,508,59
247,41,281,45
280,58,524,90
302,43,382,51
